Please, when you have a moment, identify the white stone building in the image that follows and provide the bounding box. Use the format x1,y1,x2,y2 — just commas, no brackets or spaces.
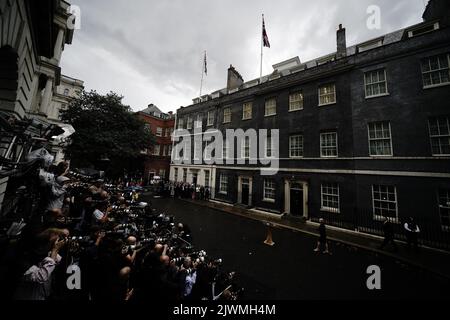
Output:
0,0,82,213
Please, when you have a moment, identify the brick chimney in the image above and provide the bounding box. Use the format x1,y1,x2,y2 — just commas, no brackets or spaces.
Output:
336,24,347,59
227,65,244,93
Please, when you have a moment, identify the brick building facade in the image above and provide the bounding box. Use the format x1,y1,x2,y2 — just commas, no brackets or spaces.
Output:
170,0,450,247
138,104,175,182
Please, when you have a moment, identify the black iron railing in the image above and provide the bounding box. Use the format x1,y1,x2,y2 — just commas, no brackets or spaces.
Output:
311,209,450,251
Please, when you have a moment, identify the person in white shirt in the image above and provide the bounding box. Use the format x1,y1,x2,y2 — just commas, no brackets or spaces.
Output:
181,257,197,298
404,217,420,251
46,176,70,211
14,230,67,300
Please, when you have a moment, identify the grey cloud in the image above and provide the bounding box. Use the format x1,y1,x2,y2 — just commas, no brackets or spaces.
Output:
61,0,427,112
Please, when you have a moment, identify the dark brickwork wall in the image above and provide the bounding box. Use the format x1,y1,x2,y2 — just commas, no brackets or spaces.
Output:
176,25,450,229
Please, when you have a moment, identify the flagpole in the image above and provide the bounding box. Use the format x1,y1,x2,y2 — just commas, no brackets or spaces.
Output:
260,14,264,83
200,50,206,98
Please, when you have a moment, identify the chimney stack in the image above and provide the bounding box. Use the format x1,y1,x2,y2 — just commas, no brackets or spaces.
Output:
336,24,347,59
227,65,244,93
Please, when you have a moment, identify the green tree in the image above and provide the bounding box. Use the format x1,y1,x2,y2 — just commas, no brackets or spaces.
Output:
61,90,154,177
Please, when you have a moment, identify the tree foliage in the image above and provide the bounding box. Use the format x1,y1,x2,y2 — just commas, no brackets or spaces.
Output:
61,90,154,175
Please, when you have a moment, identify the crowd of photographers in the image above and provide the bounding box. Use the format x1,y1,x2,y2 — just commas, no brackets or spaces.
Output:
150,181,211,201
0,159,241,301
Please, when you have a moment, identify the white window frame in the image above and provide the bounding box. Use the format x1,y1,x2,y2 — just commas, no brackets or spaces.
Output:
219,174,228,194
193,139,202,161
195,114,203,128
153,145,161,156
320,132,338,158
318,84,336,106
223,107,232,124
223,139,229,160
408,22,440,38
265,136,274,158
241,136,250,159
264,98,277,117
186,116,193,130
357,38,383,53
321,183,340,213
289,92,304,112
368,122,393,157
289,135,304,158
364,69,389,98
421,53,450,89
428,116,450,156
242,102,253,120
207,111,215,127
420,53,450,89
263,179,276,203
372,185,398,222
156,127,163,137
204,142,212,161
177,118,184,129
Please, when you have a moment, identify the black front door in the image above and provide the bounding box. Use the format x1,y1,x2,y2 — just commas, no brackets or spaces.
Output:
290,183,304,216
242,180,250,205
193,174,198,185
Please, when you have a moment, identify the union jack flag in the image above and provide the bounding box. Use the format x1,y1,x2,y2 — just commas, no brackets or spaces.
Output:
204,51,207,76
262,16,270,48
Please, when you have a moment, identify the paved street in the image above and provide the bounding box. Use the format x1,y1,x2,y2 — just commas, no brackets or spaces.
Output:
145,196,450,300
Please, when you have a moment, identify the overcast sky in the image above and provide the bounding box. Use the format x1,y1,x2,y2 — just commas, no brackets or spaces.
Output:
61,0,428,113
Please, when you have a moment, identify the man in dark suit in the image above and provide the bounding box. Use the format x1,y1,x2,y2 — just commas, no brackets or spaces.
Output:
314,219,331,255
379,217,398,251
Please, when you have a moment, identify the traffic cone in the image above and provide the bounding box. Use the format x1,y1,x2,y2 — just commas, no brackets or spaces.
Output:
264,227,275,246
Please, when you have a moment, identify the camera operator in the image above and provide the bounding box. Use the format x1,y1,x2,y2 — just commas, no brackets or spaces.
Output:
130,243,171,301
3,168,242,301
89,179,105,196
190,259,215,300
116,195,127,210
91,191,113,226
158,250,183,300
179,257,198,299
89,235,131,301
46,163,71,208
76,186,98,232
13,228,68,300
77,226,106,300
176,223,193,244
123,235,146,266
52,161,70,177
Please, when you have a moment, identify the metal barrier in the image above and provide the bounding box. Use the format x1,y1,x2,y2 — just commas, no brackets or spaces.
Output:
311,208,450,251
